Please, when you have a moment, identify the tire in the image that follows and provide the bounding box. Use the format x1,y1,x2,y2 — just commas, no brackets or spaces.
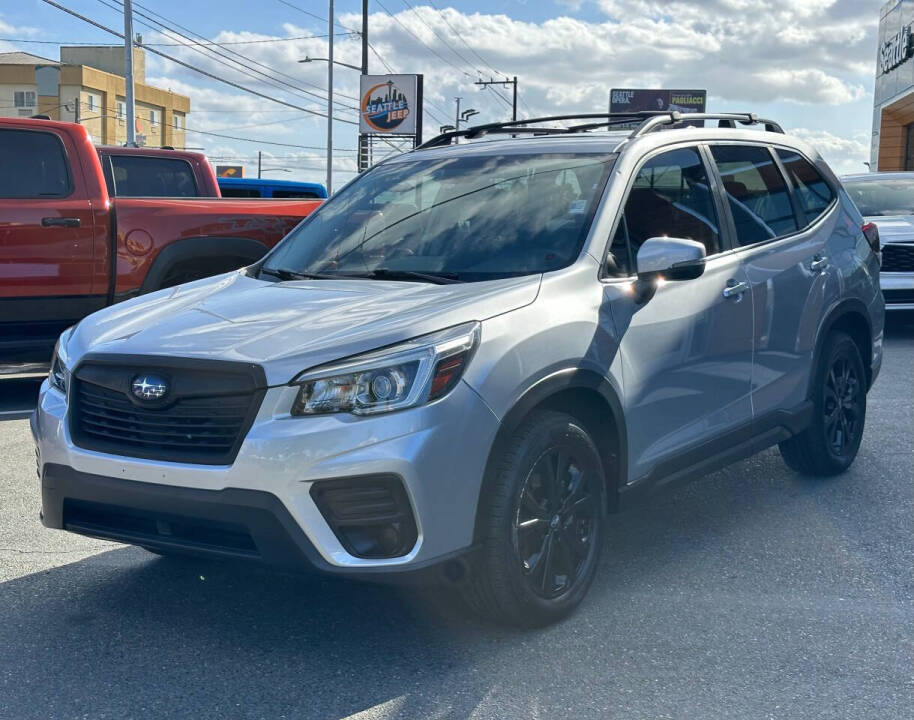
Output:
462,411,607,627
159,256,249,289
779,331,867,476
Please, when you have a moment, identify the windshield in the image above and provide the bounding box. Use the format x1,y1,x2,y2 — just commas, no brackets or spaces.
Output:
262,152,614,282
843,177,914,216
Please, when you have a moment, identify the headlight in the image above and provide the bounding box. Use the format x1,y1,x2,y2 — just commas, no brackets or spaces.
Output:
291,322,480,416
48,326,74,394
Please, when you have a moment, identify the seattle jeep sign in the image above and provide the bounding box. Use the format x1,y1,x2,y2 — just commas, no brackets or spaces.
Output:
880,24,913,75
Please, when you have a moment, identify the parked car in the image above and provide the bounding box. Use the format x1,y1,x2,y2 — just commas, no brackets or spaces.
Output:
218,177,328,199
96,145,221,198
33,112,884,626
842,171,914,310
0,117,322,370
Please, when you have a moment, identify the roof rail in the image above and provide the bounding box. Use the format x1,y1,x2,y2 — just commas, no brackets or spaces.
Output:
416,111,784,150
632,112,784,136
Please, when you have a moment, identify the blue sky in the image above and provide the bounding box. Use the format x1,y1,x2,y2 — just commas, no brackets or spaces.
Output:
1,1,885,183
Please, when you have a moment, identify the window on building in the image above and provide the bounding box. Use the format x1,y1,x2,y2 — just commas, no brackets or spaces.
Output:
776,149,836,226
905,123,914,171
149,109,160,125
710,144,798,247
109,155,198,197
116,101,126,121
609,146,720,275
86,93,98,112
173,113,185,130
14,91,36,108
0,129,71,198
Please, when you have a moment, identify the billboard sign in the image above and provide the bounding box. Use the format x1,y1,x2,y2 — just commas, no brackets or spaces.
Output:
359,74,422,135
609,89,707,127
216,165,244,178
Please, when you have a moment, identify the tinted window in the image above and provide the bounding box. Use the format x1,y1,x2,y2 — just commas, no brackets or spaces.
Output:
711,145,798,246
110,155,198,197
609,147,720,275
842,176,914,216
264,153,614,282
219,186,261,198
273,189,320,198
777,149,834,224
0,129,71,198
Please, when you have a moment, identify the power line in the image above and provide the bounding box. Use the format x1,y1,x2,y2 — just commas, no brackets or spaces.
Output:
400,0,480,75
0,33,356,47
97,0,360,113
426,0,501,77
40,0,358,125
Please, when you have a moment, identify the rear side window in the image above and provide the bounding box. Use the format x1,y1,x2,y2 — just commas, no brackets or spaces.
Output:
710,145,798,247
0,129,71,198
220,186,261,198
109,155,198,197
609,146,720,275
776,149,835,225
273,189,320,198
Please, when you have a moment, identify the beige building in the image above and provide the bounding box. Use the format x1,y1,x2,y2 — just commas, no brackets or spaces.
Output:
0,46,189,148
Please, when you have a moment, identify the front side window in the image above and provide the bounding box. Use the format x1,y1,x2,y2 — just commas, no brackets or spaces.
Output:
109,155,198,197
711,145,798,247
263,152,614,282
776,149,835,226
0,129,71,198
609,147,720,275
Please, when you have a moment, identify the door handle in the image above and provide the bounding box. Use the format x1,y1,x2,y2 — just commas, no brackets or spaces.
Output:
809,254,828,272
722,279,749,299
42,217,80,228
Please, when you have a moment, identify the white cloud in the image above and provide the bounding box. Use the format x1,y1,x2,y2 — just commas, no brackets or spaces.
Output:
788,127,872,175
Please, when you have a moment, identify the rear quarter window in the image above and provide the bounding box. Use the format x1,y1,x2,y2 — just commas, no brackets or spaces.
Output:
776,149,836,225
0,129,72,198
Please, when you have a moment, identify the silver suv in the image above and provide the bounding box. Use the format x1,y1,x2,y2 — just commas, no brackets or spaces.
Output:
33,112,884,626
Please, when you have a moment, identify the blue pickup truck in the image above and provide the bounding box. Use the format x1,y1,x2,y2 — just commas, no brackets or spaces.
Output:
217,177,328,199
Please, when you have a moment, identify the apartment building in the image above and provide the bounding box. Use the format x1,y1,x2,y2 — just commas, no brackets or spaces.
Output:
0,45,189,148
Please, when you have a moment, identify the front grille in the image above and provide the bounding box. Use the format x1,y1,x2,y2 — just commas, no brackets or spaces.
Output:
70,356,265,465
882,243,914,272
63,498,258,555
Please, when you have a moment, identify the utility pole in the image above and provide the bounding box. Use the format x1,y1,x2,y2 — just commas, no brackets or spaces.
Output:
73,97,80,124
475,76,518,121
454,97,461,129
123,0,137,146
258,150,262,179
326,0,334,196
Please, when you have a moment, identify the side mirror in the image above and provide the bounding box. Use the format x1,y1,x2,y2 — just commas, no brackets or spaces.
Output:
636,236,706,281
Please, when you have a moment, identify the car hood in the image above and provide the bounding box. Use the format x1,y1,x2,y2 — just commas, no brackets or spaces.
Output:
866,214,914,245
67,271,541,385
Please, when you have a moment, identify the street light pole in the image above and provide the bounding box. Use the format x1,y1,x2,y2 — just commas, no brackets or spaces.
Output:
326,0,334,196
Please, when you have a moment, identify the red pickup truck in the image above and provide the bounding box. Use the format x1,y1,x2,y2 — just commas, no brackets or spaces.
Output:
0,117,321,370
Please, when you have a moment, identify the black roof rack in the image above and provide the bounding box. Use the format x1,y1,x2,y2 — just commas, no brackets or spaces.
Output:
417,111,784,149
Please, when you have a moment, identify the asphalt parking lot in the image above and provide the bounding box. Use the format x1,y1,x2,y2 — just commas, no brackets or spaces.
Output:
1,315,912,720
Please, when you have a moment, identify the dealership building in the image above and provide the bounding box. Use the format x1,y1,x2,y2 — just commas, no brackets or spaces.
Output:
872,0,914,169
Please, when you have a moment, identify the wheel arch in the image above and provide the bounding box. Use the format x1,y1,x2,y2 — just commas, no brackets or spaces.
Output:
139,236,269,294
472,368,627,545
809,299,874,394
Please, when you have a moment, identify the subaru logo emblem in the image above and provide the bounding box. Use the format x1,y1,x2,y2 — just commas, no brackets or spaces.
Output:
131,374,168,401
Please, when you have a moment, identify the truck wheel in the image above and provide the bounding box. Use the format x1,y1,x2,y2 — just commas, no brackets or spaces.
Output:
779,331,867,476
462,411,606,627
159,257,248,289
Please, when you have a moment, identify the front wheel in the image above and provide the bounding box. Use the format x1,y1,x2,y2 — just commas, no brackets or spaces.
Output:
779,331,867,476
462,411,607,627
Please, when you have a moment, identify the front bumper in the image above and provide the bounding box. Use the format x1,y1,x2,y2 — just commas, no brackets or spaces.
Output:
881,272,914,310
32,377,500,572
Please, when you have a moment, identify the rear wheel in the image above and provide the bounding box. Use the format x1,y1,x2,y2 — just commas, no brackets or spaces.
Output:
462,411,607,626
779,331,866,476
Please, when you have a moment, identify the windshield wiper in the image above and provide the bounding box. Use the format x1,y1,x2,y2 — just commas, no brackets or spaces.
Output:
338,268,465,285
260,267,340,281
